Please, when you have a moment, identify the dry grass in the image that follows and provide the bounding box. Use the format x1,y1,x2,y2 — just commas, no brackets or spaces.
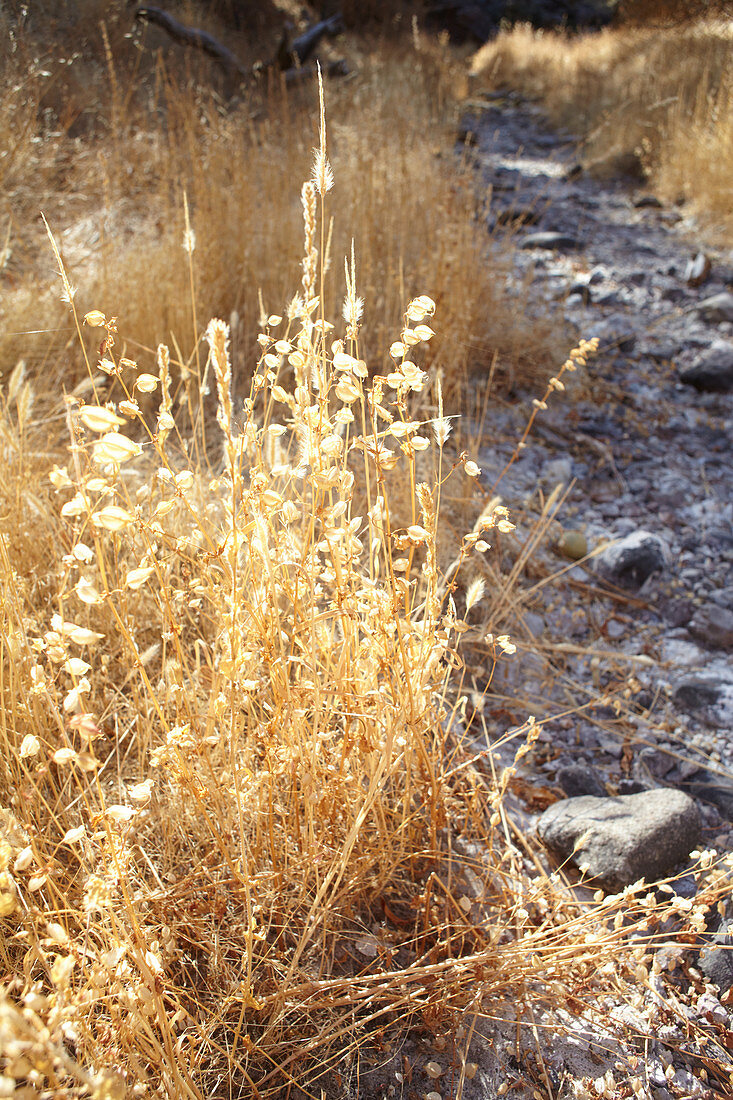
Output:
2,9,733,1098
470,19,733,242
0,73,731,1095
0,12,565,411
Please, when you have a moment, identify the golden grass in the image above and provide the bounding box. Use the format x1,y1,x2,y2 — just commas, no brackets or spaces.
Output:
2,11,733,1097
0,11,566,406
470,20,733,242
0,72,731,1095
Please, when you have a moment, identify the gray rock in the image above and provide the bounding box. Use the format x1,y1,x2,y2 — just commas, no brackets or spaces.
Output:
670,873,698,899
567,280,592,304
523,611,545,638
594,531,667,591
635,746,676,781
542,456,573,486
679,343,733,392
688,604,733,649
633,194,663,209
673,679,724,709
659,597,695,627
697,291,733,324
685,253,711,287
591,315,637,354
662,285,689,303
697,991,728,1022
711,585,733,610
556,763,607,798
646,342,677,362
716,262,733,286
537,789,701,890
520,231,579,251
680,772,733,820
699,919,733,993
595,289,622,307
617,779,648,795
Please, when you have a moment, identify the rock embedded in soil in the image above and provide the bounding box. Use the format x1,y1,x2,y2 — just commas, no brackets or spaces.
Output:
673,678,724,709
696,291,733,323
594,531,667,591
444,85,733,1100
520,231,579,251
537,789,701,890
688,604,733,649
679,342,733,392
679,772,733,820
699,919,733,993
633,194,663,209
712,586,733,609
556,763,606,798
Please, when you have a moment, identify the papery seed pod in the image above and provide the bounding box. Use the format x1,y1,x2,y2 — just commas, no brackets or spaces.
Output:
79,406,125,432
92,505,134,531
134,373,158,393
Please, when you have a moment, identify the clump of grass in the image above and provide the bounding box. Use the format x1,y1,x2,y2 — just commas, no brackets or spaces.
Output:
0,20,565,403
470,19,733,241
1,71,731,1100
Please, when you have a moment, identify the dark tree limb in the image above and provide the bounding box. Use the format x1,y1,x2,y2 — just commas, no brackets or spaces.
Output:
134,6,344,88
289,14,344,67
134,7,249,79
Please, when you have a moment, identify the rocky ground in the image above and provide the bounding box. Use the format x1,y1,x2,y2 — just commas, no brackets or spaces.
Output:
464,89,733,843
330,92,733,1100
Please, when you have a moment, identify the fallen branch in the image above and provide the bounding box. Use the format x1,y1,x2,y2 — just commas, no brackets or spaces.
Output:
134,7,248,79
134,7,345,89
288,15,344,67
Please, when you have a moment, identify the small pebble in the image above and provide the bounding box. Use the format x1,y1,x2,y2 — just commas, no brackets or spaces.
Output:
558,529,588,561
